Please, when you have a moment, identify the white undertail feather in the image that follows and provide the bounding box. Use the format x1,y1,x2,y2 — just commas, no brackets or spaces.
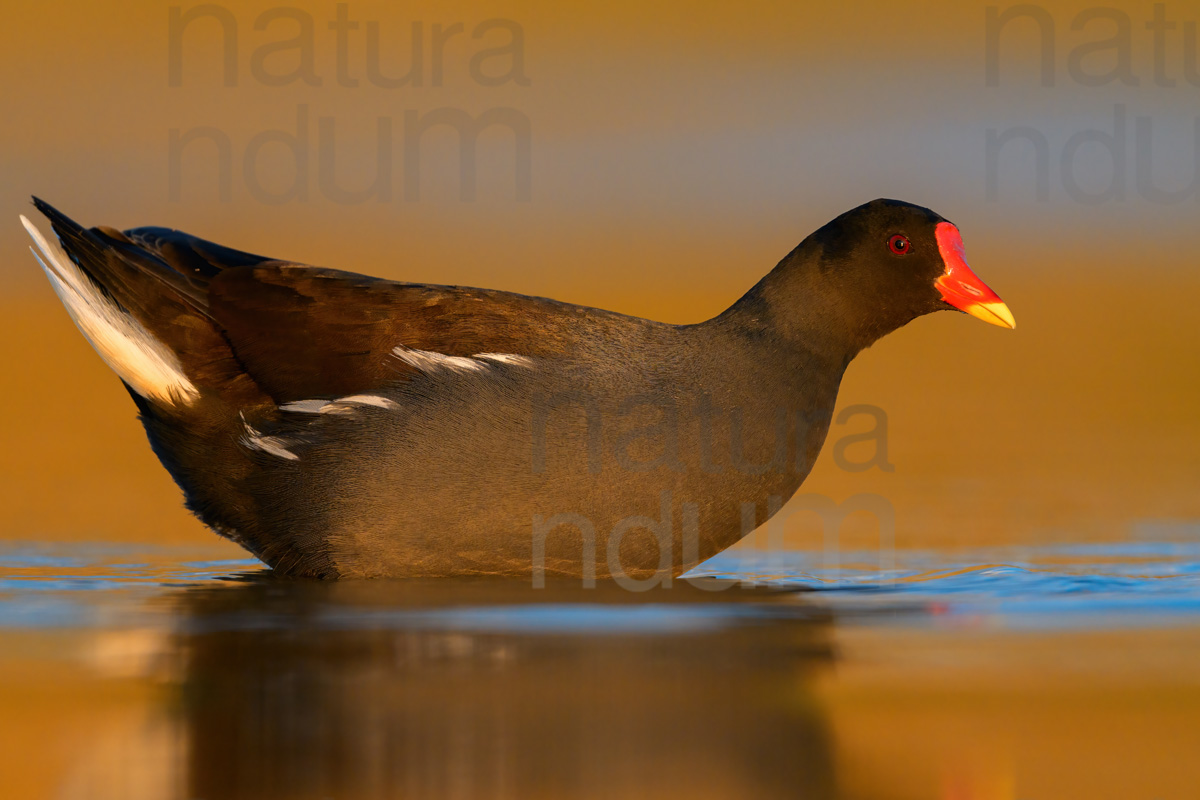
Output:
20,215,199,406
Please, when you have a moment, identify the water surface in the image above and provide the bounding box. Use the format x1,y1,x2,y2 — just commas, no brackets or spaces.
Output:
2,541,1199,800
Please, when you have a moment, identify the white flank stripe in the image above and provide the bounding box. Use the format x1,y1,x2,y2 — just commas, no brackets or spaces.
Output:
392,346,488,374
21,215,199,406
336,394,400,409
475,353,534,367
280,394,400,415
239,413,299,461
392,346,534,374
278,399,330,414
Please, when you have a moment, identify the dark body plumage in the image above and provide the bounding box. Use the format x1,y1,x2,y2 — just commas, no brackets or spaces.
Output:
24,197,1007,579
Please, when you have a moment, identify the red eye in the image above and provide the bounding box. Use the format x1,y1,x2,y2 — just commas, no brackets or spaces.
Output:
888,234,911,255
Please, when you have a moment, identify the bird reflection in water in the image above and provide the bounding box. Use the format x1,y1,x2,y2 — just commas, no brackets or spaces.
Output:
170,577,838,799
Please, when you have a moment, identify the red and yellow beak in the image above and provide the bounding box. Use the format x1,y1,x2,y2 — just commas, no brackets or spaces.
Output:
934,222,1015,329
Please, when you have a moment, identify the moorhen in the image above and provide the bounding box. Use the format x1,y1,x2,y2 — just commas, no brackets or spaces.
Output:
21,197,1013,580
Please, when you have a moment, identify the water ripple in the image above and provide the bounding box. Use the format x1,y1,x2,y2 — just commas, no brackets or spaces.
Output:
1,540,1200,632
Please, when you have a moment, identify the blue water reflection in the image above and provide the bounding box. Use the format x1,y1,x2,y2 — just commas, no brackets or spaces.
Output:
2,540,1200,632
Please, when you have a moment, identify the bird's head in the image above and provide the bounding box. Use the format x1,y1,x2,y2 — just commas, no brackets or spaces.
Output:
752,199,1015,356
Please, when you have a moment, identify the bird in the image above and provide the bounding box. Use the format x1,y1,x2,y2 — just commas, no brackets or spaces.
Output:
21,197,1013,581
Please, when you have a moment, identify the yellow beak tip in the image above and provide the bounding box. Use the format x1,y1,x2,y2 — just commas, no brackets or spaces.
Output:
964,301,1016,330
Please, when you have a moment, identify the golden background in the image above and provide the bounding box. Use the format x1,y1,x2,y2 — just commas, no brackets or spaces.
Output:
2,2,1200,799
2,0,1196,552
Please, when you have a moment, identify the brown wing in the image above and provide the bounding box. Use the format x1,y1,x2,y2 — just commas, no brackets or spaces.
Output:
205,263,593,403
117,225,275,277
106,217,578,404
